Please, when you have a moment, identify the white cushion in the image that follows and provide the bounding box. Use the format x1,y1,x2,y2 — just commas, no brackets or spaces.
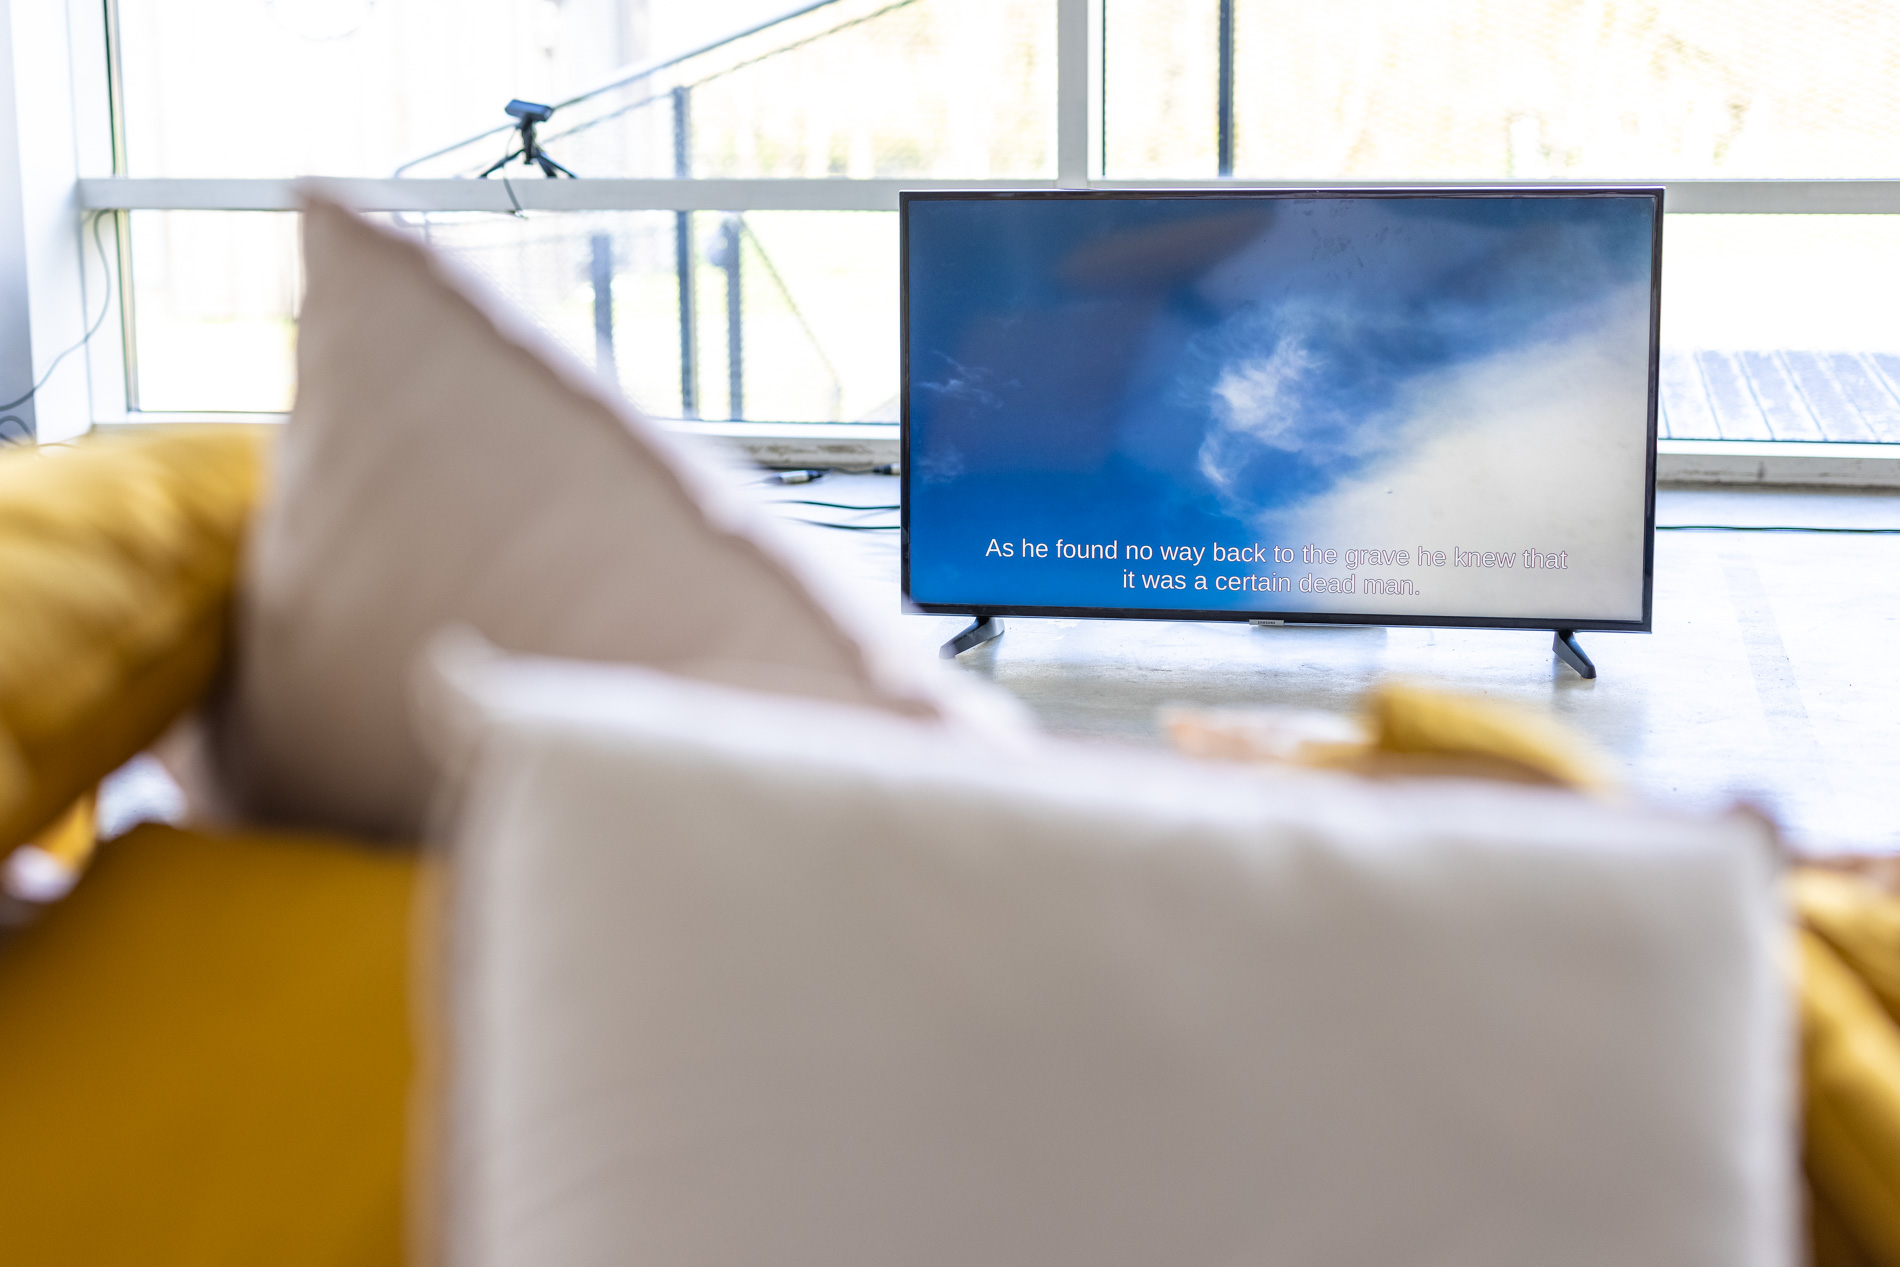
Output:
433,646,1793,1267
213,192,963,839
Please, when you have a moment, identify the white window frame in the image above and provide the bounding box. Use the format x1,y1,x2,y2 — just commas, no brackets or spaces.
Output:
10,0,1900,481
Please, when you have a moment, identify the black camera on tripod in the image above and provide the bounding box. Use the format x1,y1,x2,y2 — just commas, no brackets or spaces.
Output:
481,99,575,179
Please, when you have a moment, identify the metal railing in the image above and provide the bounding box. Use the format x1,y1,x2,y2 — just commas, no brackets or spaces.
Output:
392,1,881,178
396,0,917,422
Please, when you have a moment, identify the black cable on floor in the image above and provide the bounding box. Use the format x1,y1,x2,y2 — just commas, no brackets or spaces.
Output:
787,520,900,532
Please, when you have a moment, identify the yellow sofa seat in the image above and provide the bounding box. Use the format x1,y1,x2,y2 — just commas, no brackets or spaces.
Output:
0,823,414,1267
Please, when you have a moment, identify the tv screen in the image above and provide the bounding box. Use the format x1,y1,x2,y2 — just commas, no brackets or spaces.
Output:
901,189,1660,632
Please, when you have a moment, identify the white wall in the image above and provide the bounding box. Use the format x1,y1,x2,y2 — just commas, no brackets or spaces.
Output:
0,0,99,442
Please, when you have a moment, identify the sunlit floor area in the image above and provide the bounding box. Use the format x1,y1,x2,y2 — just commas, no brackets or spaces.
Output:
775,476,1900,856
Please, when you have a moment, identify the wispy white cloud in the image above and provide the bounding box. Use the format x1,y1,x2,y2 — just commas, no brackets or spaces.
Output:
916,354,1002,411
1207,337,1314,454
1259,281,1654,621
1193,301,1405,505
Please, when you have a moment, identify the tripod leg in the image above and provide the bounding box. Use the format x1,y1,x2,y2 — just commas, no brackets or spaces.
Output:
541,155,578,178
478,148,525,178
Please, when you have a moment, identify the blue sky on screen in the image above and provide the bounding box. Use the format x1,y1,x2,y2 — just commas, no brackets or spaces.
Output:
905,194,1656,620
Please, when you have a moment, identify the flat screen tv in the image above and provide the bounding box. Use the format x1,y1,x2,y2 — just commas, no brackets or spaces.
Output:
900,188,1661,676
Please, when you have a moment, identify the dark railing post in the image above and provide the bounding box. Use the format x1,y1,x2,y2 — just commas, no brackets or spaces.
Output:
1100,0,1109,176
673,84,698,417
590,232,615,378
1217,0,1235,177
721,215,743,420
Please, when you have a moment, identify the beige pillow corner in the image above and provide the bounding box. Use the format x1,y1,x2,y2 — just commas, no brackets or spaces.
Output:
213,191,971,840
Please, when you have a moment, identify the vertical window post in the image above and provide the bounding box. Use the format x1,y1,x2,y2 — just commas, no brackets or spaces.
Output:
1217,0,1235,178
673,84,698,418
720,214,742,421
1095,0,1107,178
589,231,616,381
1056,0,1089,188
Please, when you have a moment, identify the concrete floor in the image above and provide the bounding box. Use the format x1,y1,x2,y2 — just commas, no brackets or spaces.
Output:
767,476,1900,857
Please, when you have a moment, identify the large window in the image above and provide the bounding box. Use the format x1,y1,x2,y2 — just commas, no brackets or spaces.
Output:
77,0,1900,456
104,0,1048,423
1099,0,1900,448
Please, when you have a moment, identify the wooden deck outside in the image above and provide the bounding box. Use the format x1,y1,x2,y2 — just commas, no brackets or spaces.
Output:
1660,350,1900,442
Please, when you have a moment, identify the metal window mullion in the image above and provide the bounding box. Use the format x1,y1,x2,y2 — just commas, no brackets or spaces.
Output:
723,216,743,421
1056,0,1090,188
84,0,135,417
78,176,1900,215
673,85,697,419
1091,0,1106,180
1217,0,1235,177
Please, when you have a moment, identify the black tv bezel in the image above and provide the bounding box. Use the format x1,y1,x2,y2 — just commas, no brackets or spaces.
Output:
899,186,1662,635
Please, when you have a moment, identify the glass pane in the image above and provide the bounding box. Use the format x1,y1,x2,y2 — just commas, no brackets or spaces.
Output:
407,0,1054,180
129,211,300,413
127,208,1900,445
117,0,637,178
1106,0,1900,180
1660,215,1900,442
1102,0,1219,178
127,209,898,424
118,0,1052,181
724,211,899,420
417,209,897,421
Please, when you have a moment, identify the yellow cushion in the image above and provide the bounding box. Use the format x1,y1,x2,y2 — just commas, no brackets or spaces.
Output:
1365,680,1616,791
0,823,414,1266
0,427,267,850
1798,922,1900,1266
1813,1177,1884,1267
1163,681,1617,790
2,791,99,903
1797,868,1900,1025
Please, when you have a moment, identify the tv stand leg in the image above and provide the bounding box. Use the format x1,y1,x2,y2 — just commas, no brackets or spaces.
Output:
940,616,1004,660
1553,629,1596,679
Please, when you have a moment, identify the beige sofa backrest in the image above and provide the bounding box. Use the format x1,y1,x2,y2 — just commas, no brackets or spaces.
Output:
432,650,1792,1267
